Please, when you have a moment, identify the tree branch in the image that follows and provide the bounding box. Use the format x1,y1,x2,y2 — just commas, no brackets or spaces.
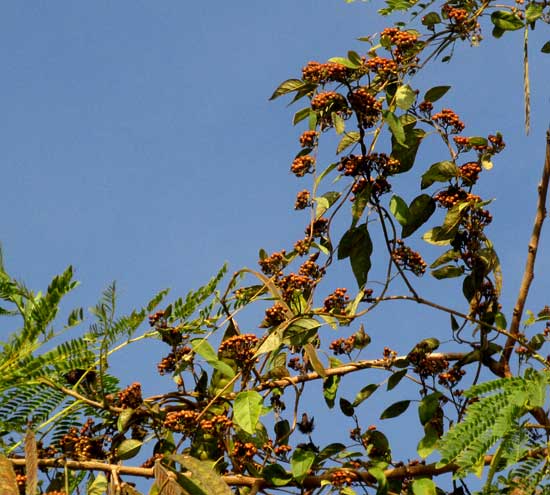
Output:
501,130,550,374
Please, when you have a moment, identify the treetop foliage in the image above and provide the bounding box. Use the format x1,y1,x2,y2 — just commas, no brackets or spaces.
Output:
2,1,550,494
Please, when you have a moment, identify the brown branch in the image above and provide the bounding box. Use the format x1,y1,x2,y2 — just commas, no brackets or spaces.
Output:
8,455,495,488
501,130,550,375
255,352,465,392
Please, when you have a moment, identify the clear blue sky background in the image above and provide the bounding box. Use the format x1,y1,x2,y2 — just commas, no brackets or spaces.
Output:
1,0,549,489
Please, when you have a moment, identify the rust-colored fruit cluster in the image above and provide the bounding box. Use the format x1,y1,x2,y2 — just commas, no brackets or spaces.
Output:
391,240,427,276
348,88,382,128
302,61,352,84
323,288,350,314
219,334,259,363
330,335,356,355
59,419,106,461
294,189,311,210
118,382,143,409
299,130,318,148
259,250,287,277
432,108,465,134
291,155,315,177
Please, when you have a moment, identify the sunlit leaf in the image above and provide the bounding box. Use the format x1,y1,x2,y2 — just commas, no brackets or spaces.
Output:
233,391,263,434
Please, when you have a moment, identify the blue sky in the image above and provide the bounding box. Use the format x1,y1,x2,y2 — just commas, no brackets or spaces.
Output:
2,0,550,489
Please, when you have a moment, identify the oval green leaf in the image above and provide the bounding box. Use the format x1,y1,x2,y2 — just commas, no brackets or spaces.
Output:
233,390,264,435
117,439,142,460
380,400,411,419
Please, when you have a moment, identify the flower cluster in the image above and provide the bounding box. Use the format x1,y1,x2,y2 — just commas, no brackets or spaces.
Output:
294,190,311,210
438,366,466,387
291,155,315,177
304,217,329,238
329,335,356,355
59,419,106,461
432,108,465,134
299,130,318,148
324,288,350,314
163,410,199,433
459,161,482,184
311,91,347,112
157,346,192,375
264,303,287,326
293,238,312,256
391,240,427,276
365,56,398,75
338,153,399,177
259,250,287,276
118,382,143,409
381,27,420,61
331,470,358,486
348,88,382,128
219,334,259,363
302,61,352,83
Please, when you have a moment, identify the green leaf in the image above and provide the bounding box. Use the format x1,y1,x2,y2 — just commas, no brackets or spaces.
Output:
421,12,441,26
332,112,346,134
337,131,360,154
353,383,379,406
88,474,109,495
440,201,469,236
402,194,436,238
304,343,326,378
191,339,235,379
390,195,410,226
318,443,347,462
412,478,437,495
421,161,458,189
380,400,411,419
270,79,308,100
423,85,450,103
328,56,360,68
431,265,464,279
348,50,363,66
395,84,416,110
233,391,263,434
417,425,439,459
368,467,388,495
117,408,134,432
309,110,318,130
387,369,407,390
467,136,488,146
418,392,442,425
383,110,406,146
314,162,338,191
274,419,290,445
338,224,373,288
491,10,524,31
351,183,372,227
542,41,550,53
293,107,311,125
170,455,233,495
430,249,460,268
422,227,453,246
291,448,316,483
117,439,142,460
284,318,321,346
262,464,292,486
339,398,355,416
391,128,425,173
323,375,340,408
